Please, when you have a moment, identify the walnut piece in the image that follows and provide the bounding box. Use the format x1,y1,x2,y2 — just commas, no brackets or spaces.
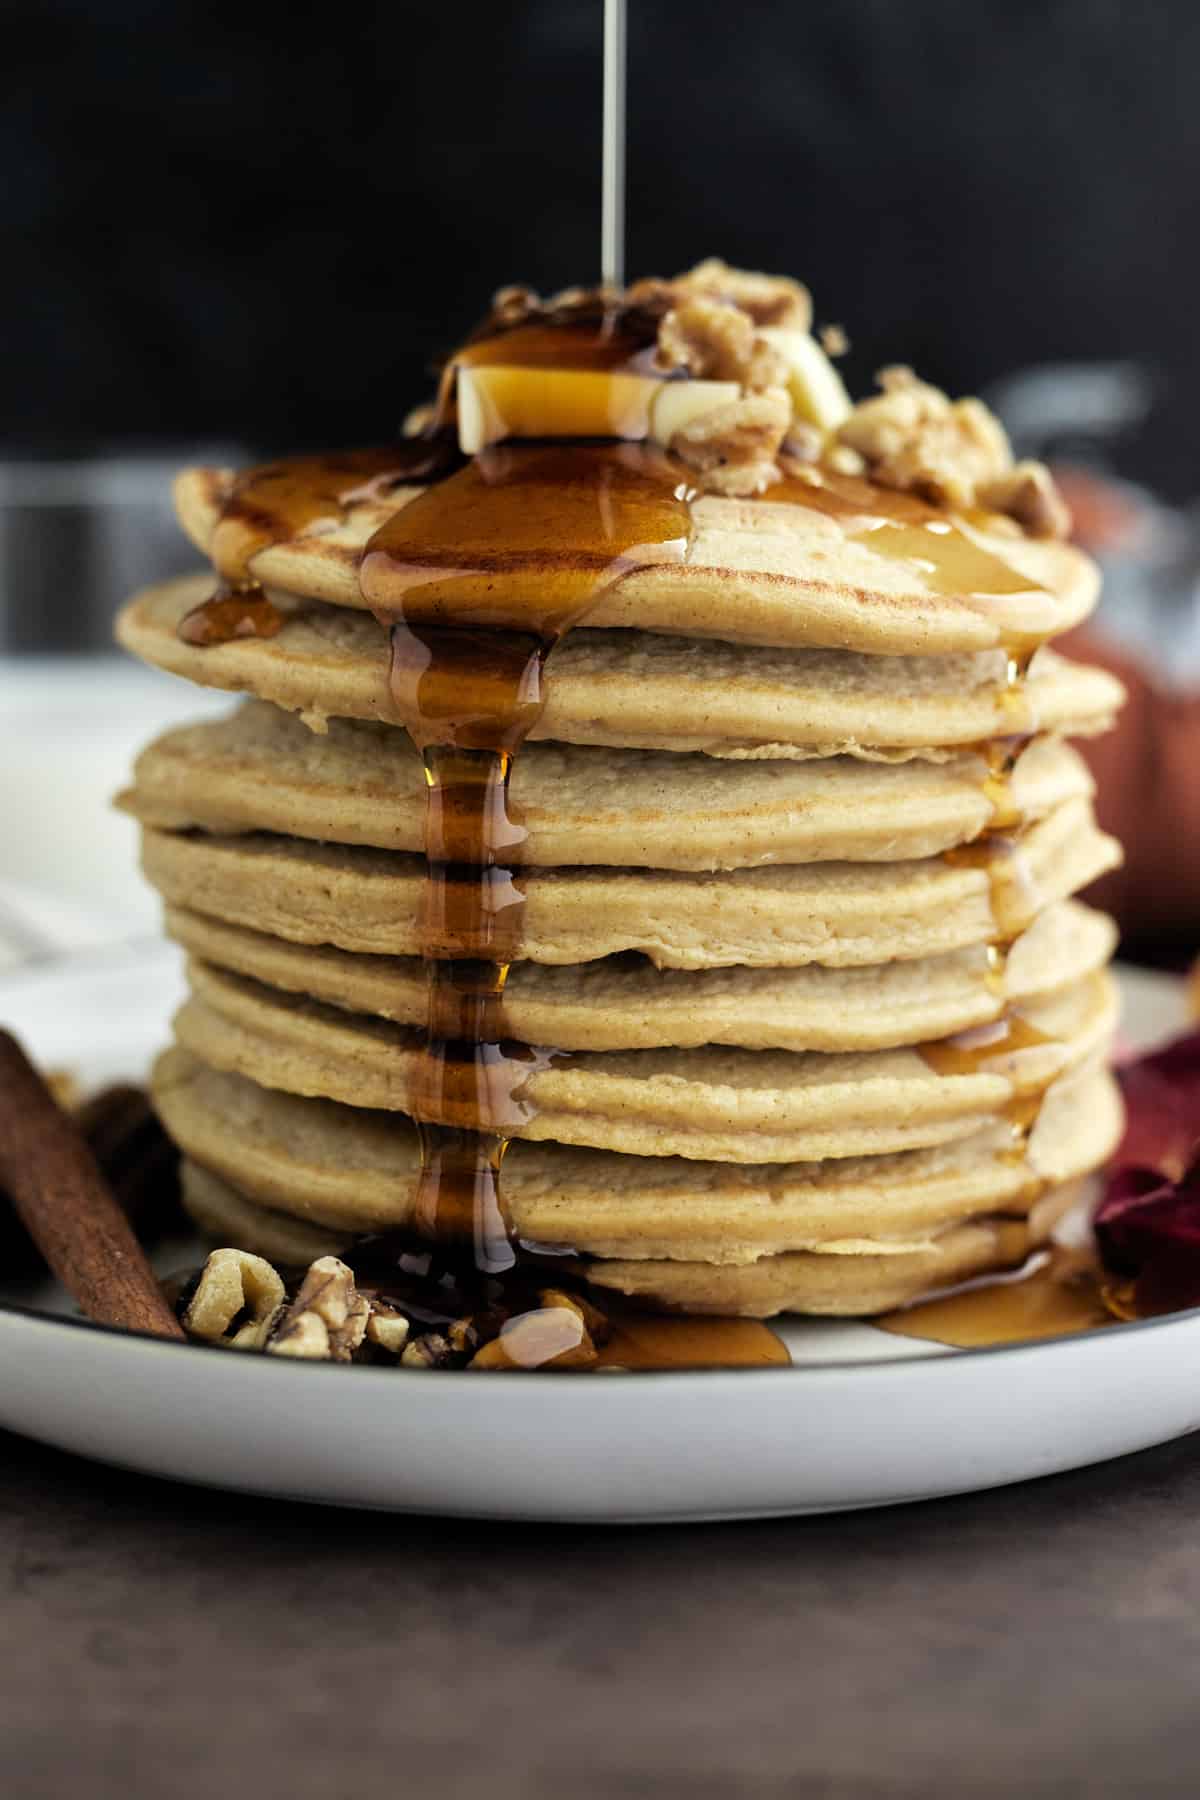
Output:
978,459,1072,540
677,258,812,331
831,366,1070,537
490,283,539,326
669,388,792,495
365,1299,411,1356
835,366,1010,508
401,1331,459,1370
656,298,786,390
183,1248,285,1350
267,1256,370,1362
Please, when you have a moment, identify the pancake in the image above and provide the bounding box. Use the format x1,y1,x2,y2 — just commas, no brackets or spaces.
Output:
177,1154,1088,1316
584,1186,1082,1316
175,464,1100,656
120,699,1095,871
119,280,1123,1331
158,1048,1122,1263
162,898,1117,1053
172,957,1118,1162
139,798,1121,968
117,575,1123,760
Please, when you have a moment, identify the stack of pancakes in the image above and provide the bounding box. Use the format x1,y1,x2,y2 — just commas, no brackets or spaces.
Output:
117,461,1124,1315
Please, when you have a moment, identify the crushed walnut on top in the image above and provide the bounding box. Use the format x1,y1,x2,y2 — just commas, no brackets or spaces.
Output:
453,260,1071,532
831,366,1070,537
640,263,1067,531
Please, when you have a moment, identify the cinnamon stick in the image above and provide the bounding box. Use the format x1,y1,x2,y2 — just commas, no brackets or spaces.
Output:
0,1030,185,1340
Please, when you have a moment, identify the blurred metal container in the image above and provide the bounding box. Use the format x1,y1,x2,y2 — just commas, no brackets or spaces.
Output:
0,450,245,653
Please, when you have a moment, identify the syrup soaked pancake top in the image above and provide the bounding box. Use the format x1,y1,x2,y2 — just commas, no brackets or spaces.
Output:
173,458,1099,656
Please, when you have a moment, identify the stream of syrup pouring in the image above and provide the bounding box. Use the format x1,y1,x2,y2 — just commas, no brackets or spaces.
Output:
178,302,1123,1363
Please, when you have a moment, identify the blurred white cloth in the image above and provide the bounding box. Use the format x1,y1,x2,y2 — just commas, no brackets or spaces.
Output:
0,654,230,965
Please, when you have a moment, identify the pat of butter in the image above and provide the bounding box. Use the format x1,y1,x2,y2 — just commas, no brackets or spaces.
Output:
457,367,743,455
458,366,660,453
759,328,851,431
649,380,740,443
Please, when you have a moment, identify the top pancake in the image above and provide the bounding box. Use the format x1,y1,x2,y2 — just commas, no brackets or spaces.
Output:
175,464,1100,656
118,576,1123,760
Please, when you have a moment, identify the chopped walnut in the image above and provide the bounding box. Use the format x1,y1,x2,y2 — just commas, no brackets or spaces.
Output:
267,1256,370,1362
834,366,1011,510
545,284,597,314
830,365,1069,536
446,1315,482,1357
656,298,786,390
364,1299,411,1356
678,258,812,331
490,283,539,326
183,1248,285,1351
669,388,792,495
978,459,1072,540
401,1331,459,1370
622,275,680,319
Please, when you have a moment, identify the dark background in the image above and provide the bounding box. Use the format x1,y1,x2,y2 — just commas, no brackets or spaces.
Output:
6,0,1199,493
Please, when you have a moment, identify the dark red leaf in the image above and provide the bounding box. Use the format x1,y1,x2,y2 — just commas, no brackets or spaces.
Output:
1113,1028,1200,1178
1094,1028,1200,1315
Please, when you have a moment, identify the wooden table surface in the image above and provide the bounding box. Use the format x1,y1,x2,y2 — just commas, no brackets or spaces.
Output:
3,1426,1199,1797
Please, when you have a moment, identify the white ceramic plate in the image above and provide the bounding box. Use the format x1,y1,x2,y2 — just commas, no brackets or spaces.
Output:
2,947,1198,1523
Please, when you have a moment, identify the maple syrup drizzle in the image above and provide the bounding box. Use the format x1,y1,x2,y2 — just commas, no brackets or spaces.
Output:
454,308,663,376
457,292,664,365
758,469,1043,602
917,1010,1056,1187
177,440,461,643
917,1009,1057,1082
916,617,1060,1246
359,441,694,1278
969,732,1031,832
877,1245,1117,1348
925,825,1054,1218
177,589,284,646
